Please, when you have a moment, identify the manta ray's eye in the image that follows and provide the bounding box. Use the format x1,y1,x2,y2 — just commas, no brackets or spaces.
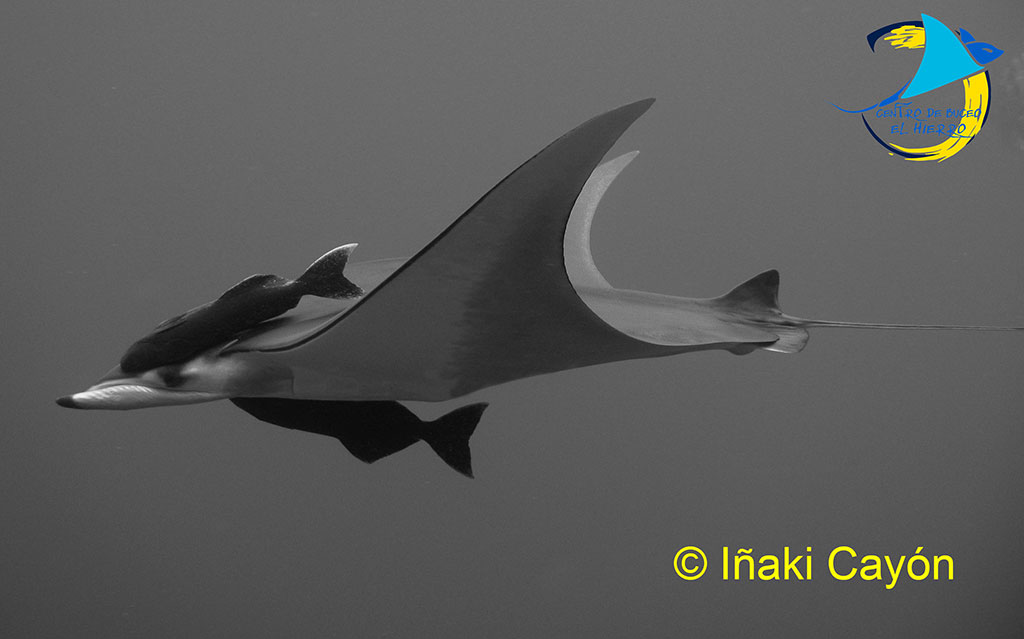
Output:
157,367,187,388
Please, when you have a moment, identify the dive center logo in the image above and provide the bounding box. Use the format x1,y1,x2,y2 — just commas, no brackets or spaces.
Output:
833,14,1002,162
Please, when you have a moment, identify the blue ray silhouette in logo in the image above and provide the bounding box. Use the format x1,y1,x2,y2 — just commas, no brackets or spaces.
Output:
833,14,1002,114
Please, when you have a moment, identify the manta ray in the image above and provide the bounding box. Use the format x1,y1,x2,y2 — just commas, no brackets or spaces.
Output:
57,99,1021,473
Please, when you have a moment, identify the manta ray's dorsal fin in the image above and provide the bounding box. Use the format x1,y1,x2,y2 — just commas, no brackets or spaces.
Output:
713,269,810,353
715,269,782,315
564,151,638,291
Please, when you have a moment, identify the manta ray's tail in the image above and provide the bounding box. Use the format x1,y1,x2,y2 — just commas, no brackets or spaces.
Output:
716,269,1024,354
420,403,488,478
788,318,1024,332
714,270,811,353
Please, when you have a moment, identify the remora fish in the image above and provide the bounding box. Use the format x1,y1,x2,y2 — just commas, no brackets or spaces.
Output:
118,244,363,374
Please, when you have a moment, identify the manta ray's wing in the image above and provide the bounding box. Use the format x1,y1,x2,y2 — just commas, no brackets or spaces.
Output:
563,151,638,291
563,152,784,349
253,100,776,401
227,150,641,355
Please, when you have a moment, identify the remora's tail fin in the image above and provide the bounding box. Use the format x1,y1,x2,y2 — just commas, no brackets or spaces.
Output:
297,244,364,299
713,270,810,353
419,403,488,478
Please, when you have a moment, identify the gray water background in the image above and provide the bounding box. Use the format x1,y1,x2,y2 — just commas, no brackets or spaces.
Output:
3,1,1023,637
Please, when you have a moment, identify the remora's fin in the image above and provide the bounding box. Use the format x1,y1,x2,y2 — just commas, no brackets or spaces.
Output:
419,403,488,478
146,272,286,337
218,274,287,300
297,244,364,299
713,270,810,353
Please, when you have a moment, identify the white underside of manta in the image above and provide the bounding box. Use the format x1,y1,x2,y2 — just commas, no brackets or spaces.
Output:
59,100,1021,409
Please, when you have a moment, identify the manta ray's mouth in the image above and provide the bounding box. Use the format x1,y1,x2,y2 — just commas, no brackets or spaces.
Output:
56,382,224,410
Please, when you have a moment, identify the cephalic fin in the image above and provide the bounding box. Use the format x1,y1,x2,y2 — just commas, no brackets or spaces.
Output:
297,244,364,299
